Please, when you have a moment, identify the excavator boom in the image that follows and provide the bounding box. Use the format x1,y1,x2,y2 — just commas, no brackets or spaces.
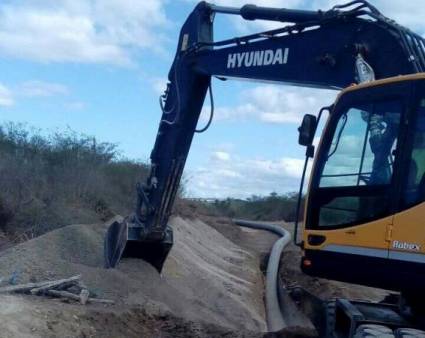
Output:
104,1,425,271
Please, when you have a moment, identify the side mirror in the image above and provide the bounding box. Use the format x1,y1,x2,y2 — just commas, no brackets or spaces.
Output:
298,114,317,146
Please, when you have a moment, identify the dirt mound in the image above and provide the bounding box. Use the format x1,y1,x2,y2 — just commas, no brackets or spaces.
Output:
0,216,267,337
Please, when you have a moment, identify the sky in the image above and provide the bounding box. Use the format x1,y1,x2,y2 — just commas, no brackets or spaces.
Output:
0,0,424,199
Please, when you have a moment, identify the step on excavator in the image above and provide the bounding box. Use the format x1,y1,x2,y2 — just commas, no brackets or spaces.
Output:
105,1,425,336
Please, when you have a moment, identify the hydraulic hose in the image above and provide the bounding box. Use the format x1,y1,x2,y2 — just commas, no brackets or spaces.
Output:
233,219,291,333
195,83,214,133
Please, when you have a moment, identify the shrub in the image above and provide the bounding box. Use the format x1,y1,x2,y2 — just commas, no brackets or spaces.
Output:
204,192,305,222
0,122,150,238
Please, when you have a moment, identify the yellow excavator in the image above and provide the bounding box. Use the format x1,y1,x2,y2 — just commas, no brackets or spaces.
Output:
297,73,425,337
104,1,425,336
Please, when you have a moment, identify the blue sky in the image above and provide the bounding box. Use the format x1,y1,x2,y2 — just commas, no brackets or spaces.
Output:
0,0,424,198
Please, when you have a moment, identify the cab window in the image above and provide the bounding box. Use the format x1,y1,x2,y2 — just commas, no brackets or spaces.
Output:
403,99,425,207
315,99,402,227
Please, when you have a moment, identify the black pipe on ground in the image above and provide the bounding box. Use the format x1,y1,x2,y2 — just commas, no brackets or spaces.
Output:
233,219,291,333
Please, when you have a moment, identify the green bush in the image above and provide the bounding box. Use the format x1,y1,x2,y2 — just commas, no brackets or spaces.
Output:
0,122,149,238
205,192,304,222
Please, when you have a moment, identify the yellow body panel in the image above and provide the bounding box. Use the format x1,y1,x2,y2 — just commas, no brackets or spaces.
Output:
392,202,425,255
303,216,392,251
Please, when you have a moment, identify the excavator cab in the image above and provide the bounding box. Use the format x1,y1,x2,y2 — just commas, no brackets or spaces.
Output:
294,75,425,335
299,74,425,295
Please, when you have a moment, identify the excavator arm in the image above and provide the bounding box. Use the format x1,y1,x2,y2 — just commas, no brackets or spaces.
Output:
105,0,425,271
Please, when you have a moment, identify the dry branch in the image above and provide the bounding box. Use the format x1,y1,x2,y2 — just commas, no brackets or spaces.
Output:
47,289,81,301
47,290,114,304
87,297,115,305
30,275,81,295
0,280,52,294
0,274,114,305
0,275,82,295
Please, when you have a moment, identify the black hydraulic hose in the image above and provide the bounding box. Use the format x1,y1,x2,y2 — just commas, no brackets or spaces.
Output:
233,219,291,333
195,83,214,133
160,58,182,126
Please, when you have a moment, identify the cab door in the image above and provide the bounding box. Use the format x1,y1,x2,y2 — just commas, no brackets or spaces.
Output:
390,80,425,289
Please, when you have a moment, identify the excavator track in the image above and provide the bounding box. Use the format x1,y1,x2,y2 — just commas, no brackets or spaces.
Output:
353,325,425,338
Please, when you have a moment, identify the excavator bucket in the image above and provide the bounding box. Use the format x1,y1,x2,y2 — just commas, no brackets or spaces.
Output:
104,219,173,273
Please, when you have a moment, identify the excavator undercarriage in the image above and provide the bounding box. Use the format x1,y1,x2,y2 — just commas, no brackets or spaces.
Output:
285,286,425,337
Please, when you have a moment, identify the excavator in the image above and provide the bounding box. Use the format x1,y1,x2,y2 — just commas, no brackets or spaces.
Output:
104,1,425,336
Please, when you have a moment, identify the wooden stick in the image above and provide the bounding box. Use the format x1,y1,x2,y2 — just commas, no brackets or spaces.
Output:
47,289,80,301
0,280,52,294
30,275,81,295
47,290,114,305
88,298,115,305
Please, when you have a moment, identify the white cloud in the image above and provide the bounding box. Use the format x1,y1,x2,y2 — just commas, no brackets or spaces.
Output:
187,150,310,198
201,103,257,122
2,0,424,66
19,80,69,97
0,83,13,106
0,80,71,106
64,101,86,111
150,77,168,96
210,85,336,124
212,151,231,161
0,0,168,65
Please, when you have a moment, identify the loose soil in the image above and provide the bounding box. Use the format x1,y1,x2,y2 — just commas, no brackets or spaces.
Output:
0,215,389,337
0,216,267,338
0,231,12,252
